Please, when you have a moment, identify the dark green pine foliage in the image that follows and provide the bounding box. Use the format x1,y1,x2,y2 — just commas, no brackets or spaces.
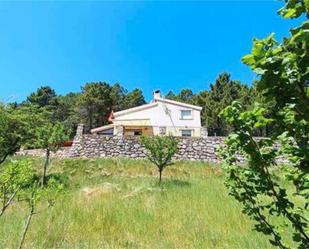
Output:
124,89,146,109
77,82,113,130
27,86,58,108
196,73,253,136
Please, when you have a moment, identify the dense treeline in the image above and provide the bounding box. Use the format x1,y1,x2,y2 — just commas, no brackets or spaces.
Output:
4,72,265,138
7,83,146,138
165,73,256,136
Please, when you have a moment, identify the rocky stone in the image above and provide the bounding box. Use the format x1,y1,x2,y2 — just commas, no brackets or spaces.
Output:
16,124,288,164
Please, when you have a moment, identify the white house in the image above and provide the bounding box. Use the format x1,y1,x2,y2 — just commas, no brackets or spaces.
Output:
91,90,205,137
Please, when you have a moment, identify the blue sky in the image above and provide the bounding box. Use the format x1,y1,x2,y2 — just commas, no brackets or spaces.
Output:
0,1,301,103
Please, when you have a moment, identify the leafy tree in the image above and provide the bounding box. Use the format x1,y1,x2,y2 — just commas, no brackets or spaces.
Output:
27,86,57,108
0,104,22,164
78,82,113,129
54,92,80,138
163,80,254,136
165,89,195,103
165,90,177,100
18,82,148,136
0,103,44,164
124,88,146,109
249,82,276,137
0,159,64,249
0,160,34,216
110,83,127,111
26,87,80,137
196,73,252,136
17,180,39,249
220,1,309,248
17,175,64,249
77,83,146,130
6,105,67,185
177,89,194,103
0,102,62,169
140,136,178,183
33,123,67,186
10,104,50,147
10,104,67,186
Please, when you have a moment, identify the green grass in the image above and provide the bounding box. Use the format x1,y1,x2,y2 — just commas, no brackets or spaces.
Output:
0,157,275,249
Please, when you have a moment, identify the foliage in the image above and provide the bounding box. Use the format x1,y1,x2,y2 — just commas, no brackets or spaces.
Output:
0,102,66,220
10,104,55,148
10,80,257,137
33,122,67,186
166,89,195,104
165,90,177,100
0,104,22,164
165,76,253,136
26,86,58,108
77,82,146,130
0,103,48,164
0,160,34,216
11,103,68,185
0,158,65,249
16,167,64,249
110,83,127,111
124,88,146,109
196,73,253,136
177,89,195,103
77,82,113,129
6,81,149,142
140,135,178,183
54,92,80,138
278,0,309,18
220,2,309,248
109,84,147,111
33,123,67,153
26,86,80,138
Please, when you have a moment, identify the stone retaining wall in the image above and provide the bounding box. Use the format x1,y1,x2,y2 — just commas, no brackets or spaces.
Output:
63,124,225,162
17,124,287,164
67,124,287,163
69,134,225,162
17,147,71,159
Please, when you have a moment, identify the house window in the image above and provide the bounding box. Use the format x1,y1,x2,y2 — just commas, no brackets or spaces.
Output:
180,110,192,120
181,129,192,137
125,129,142,136
159,126,166,135
134,130,142,136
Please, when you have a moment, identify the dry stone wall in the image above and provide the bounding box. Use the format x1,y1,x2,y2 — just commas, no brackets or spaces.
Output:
16,125,286,164
17,137,226,163
68,125,286,163
69,133,225,162
17,147,71,159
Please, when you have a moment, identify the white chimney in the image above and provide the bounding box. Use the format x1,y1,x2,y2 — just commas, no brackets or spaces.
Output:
153,90,161,100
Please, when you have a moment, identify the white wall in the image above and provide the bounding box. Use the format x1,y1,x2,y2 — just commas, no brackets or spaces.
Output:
113,101,201,130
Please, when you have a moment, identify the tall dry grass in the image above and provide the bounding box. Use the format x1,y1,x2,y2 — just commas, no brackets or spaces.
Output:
0,158,275,249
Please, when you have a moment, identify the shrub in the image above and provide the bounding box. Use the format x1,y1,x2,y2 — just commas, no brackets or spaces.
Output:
140,135,178,183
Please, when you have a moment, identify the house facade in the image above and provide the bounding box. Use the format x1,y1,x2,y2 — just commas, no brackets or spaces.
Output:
91,90,205,137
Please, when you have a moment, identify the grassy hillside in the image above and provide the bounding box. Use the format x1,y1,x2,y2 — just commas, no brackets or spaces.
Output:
0,158,275,249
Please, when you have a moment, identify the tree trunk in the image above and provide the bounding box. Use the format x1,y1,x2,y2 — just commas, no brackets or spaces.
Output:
0,153,9,165
17,203,34,249
89,108,93,130
0,138,20,165
41,149,50,187
159,169,162,184
266,124,269,137
0,191,17,217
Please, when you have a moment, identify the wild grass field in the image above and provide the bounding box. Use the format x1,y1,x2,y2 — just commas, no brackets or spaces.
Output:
0,157,277,249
